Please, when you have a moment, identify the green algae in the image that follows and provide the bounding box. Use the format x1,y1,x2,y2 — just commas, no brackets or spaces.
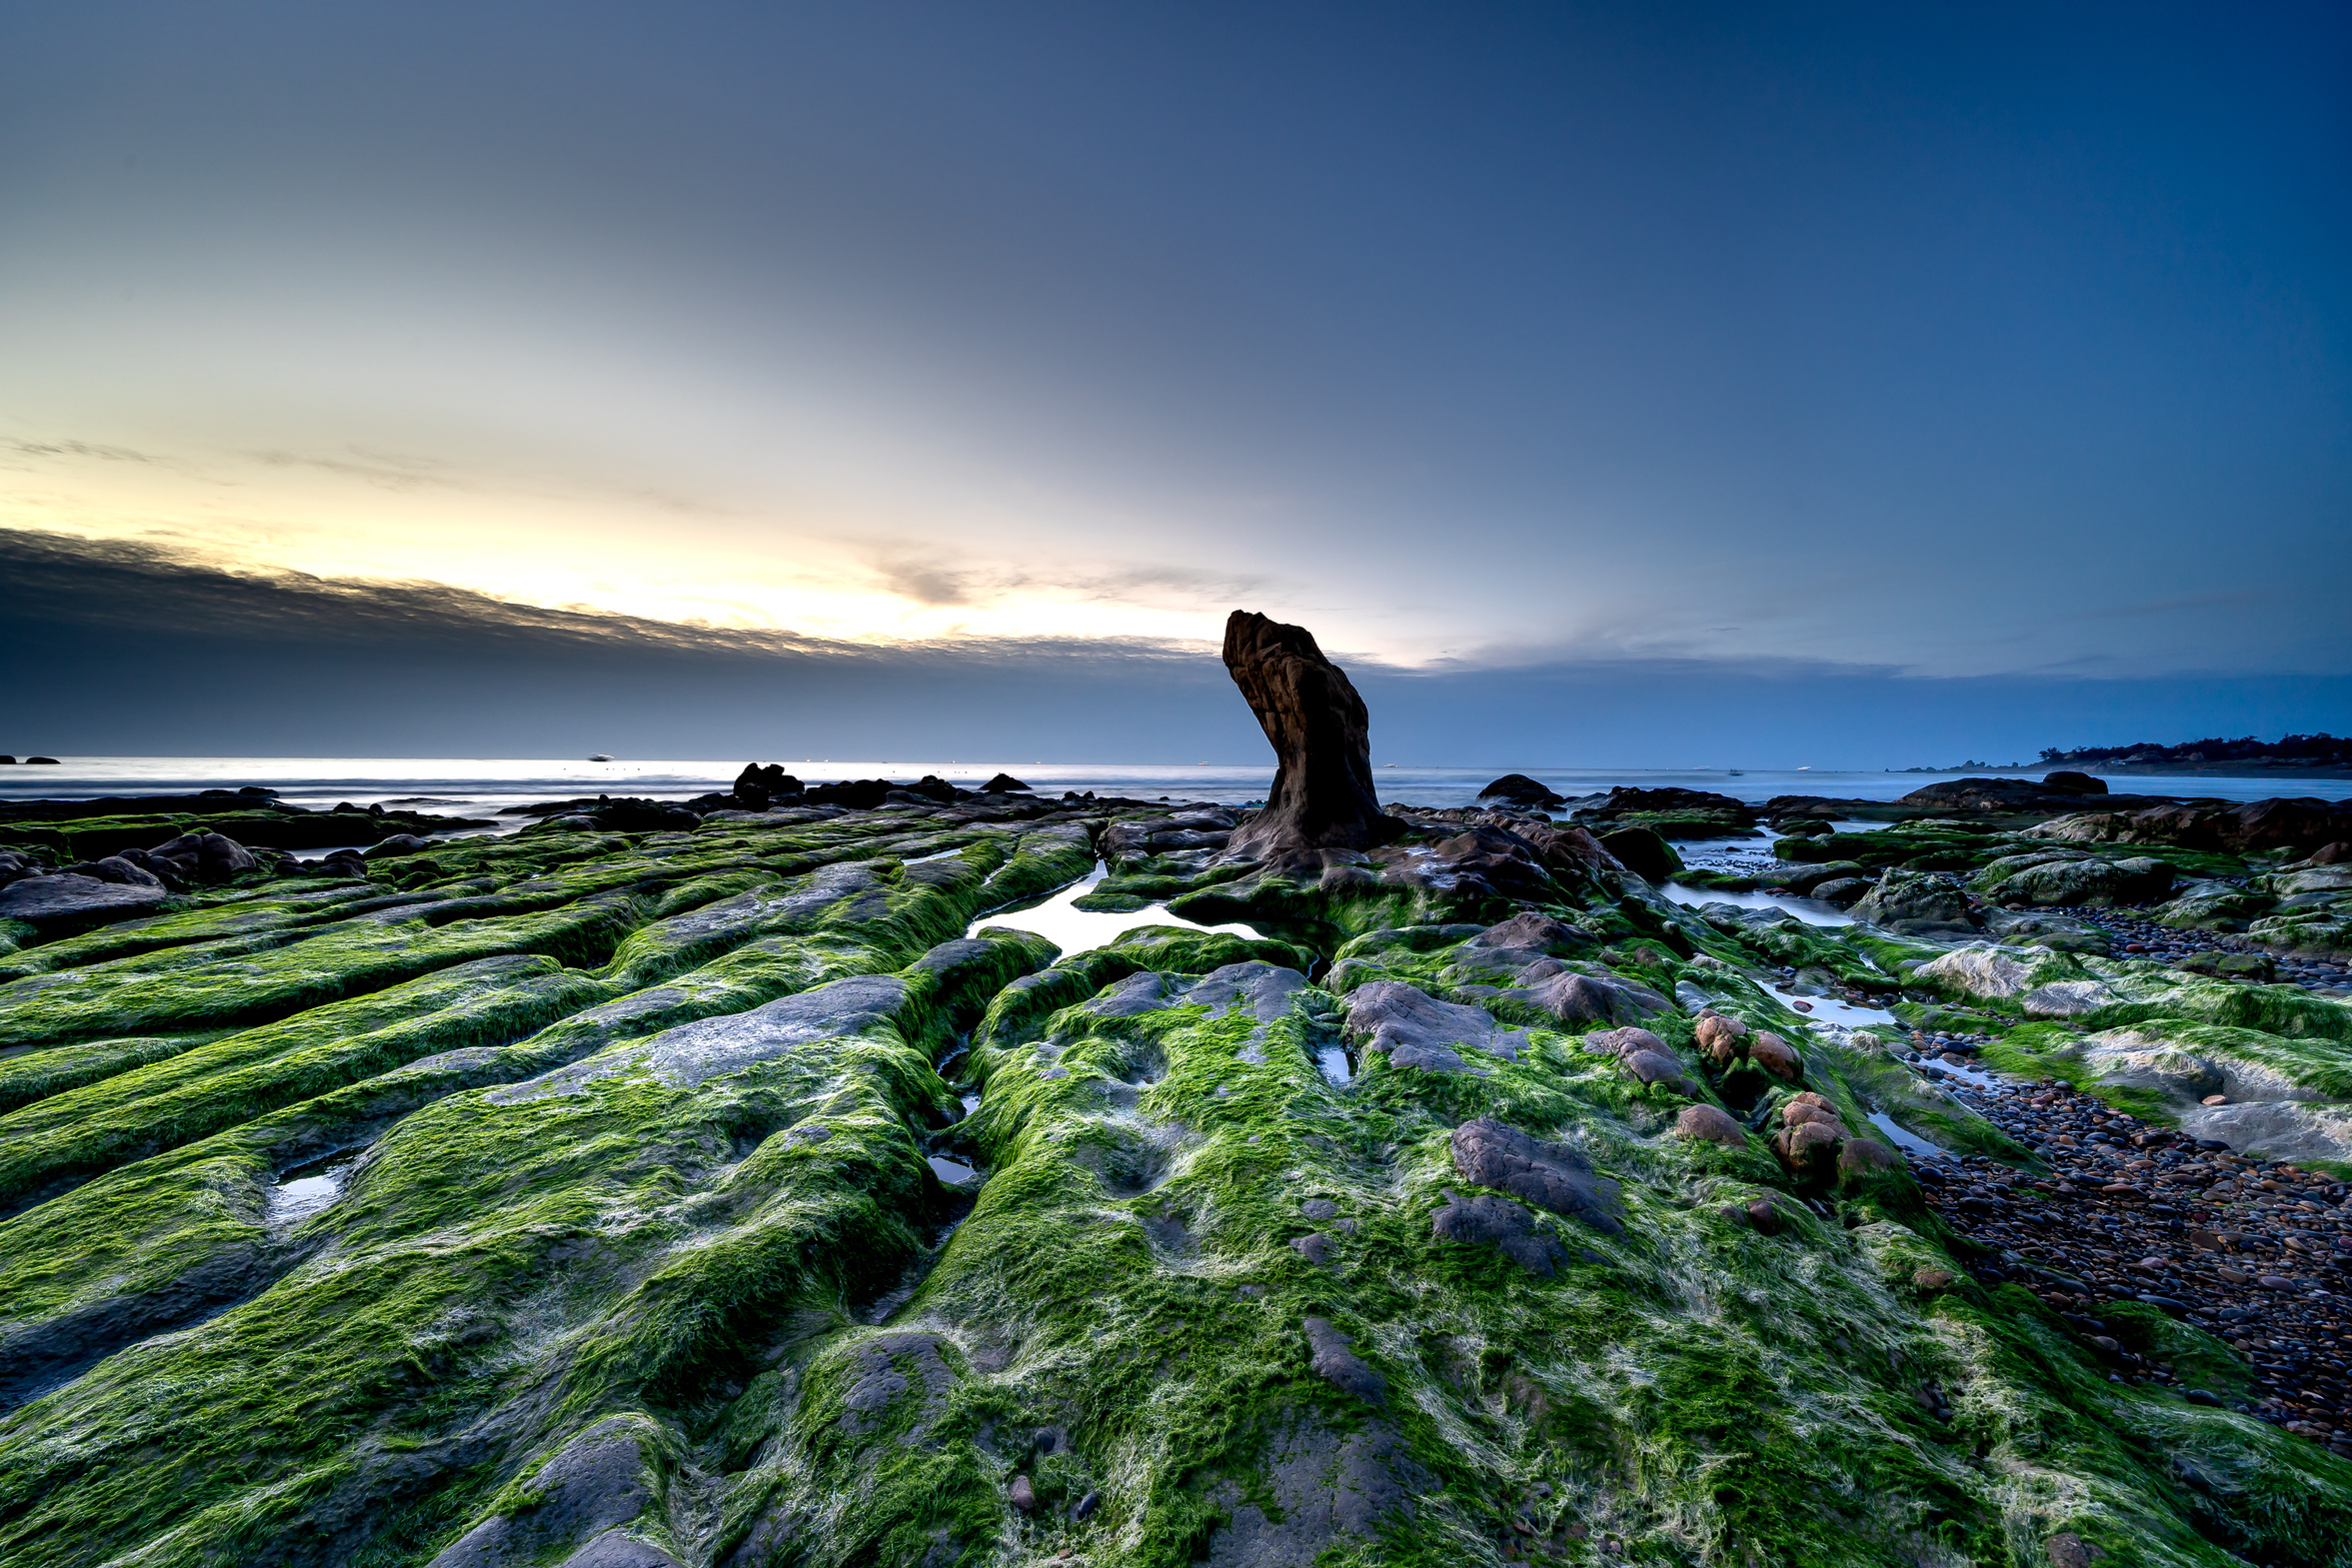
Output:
0,804,2344,1568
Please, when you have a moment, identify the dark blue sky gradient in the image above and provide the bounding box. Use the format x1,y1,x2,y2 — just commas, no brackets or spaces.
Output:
1,3,2346,760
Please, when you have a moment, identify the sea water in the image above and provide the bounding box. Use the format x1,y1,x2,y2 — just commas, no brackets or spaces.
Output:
8,758,2342,820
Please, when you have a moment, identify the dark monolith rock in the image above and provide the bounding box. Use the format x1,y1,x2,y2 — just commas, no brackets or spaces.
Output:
1219,611,1402,865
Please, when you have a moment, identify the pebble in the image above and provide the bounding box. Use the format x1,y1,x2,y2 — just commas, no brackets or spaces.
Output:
1912,1068,2352,1455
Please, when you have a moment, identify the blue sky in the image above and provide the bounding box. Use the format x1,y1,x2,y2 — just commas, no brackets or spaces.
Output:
2,3,2347,762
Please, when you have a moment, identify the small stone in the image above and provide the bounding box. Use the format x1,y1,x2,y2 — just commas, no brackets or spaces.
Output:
1291,1232,1337,1266
1747,1031,1802,1081
1301,1315,1385,1404
1673,1104,1747,1148
2257,1274,2296,1289
1011,1475,1039,1513
2202,1094,2228,1106
2044,1531,2102,1568
1913,1267,1956,1291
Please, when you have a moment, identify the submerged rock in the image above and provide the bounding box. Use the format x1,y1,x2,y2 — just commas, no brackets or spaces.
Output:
1477,773,1566,808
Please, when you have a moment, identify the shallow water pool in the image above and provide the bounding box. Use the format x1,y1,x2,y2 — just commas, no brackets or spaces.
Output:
1867,1111,1951,1161
967,861,1260,956
1784,990,1897,1028
1664,883,1853,927
265,1151,360,1226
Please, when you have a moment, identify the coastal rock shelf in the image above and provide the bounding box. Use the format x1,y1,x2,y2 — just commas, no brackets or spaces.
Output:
3,767,2351,1557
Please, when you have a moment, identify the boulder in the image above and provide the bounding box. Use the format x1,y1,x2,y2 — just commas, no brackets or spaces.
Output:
1218,611,1402,866
1745,1031,1802,1081
364,833,436,859
1693,1012,1748,1063
1468,912,1590,953
980,773,1032,793
1767,860,1868,895
1619,1048,1699,1096
1773,1118,1844,1183
59,854,163,888
1583,1025,1668,1058
0,871,169,928
1510,968,1667,1026
1895,774,2110,812
1848,869,1976,932
1812,877,1872,906
1569,785,1754,827
1302,1316,1385,1404
1916,945,2032,999
1837,1138,1898,1183
1430,1188,1567,1276
146,831,261,882
1477,774,1566,807
1981,855,2174,907
1673,1104,1748,1148
1448,1117,1623,1233
1342,982,1528,1073
731,763,803,807
1595,824,1680,882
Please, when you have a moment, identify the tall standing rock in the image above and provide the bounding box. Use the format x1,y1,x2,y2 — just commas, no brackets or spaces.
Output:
1220,610,1402,864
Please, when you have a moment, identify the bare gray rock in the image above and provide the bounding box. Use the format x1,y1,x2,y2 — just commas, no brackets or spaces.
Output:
561,1535,688,1568
840,1332,958,1445
1448,1117,1624,1234
427,1418,659,1568
1301,1316,1384,1403
1469,912,1589,952
1341,981,1527,1073
0,872,168,928
1203,1419,1425,1567
1431,1187,1565,1276
1184,960,1309,1022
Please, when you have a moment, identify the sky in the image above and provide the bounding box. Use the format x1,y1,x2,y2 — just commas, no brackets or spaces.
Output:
3,2,2348,765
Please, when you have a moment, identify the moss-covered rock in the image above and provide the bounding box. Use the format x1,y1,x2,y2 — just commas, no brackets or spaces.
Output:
0,794,2345,1567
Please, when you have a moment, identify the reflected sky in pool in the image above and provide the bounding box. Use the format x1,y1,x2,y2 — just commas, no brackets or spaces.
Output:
967,860,1259,957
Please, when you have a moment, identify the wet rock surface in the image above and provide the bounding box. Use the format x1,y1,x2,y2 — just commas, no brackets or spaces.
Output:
1899,1058,2352,1454
6,720,2352,1563
1215,609,1400,867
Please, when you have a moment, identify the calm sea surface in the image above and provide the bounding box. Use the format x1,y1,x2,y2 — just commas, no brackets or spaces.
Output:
3,758,2346,821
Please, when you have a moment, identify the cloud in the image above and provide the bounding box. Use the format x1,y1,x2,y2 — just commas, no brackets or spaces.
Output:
0,525,1215,666
862,540,1274,615
250,447,466,492
4,439,161,465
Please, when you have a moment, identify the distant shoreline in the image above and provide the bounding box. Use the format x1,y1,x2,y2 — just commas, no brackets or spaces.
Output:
1900,762,2352,781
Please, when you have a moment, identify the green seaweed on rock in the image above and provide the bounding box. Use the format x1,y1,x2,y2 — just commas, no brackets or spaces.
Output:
0,794,2344,1568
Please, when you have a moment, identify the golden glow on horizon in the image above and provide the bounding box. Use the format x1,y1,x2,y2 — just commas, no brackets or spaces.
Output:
0,432,1256,648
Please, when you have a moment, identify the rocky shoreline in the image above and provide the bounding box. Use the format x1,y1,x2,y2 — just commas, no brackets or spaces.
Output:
1,622,2349,1567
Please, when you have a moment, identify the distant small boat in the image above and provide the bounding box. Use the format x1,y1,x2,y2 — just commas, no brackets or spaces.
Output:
587,755,614,763
1726,770,1743,776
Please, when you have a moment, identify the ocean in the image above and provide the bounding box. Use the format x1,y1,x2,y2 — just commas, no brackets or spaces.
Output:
4,757,2347,822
